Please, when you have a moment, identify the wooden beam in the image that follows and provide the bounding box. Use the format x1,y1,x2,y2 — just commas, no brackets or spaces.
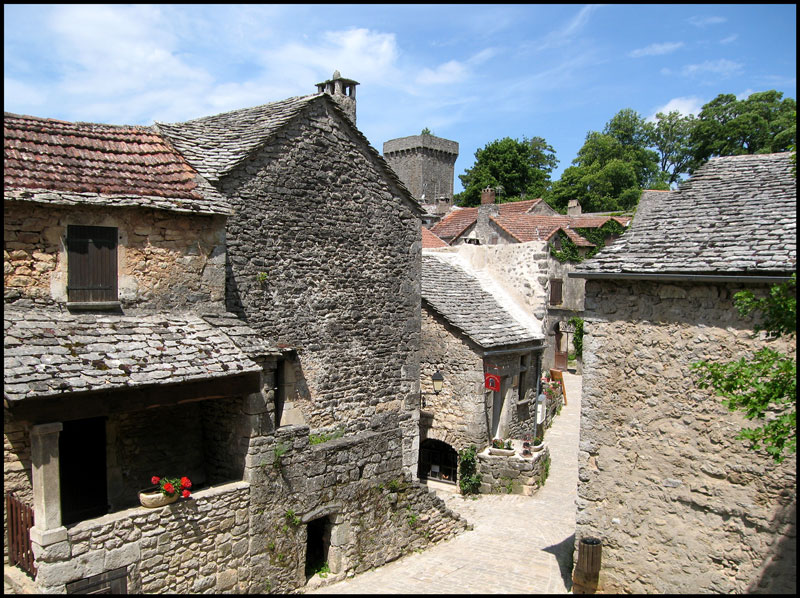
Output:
7,372,261,425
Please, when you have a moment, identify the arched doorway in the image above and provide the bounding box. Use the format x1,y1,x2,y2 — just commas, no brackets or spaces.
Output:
417,438,458,484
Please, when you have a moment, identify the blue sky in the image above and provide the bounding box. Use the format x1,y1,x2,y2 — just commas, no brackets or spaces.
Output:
4,4,796,192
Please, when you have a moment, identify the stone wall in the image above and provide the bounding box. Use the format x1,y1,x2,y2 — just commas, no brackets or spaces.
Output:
576,279,796,594
3,203,226,312
477,446,550,495
218,99,421,436
32,482,251,594
420,307,486,451
241,422,468,593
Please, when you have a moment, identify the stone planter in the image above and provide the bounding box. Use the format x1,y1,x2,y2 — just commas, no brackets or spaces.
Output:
532,443,545,453
139,487,178,508
488,447,516,456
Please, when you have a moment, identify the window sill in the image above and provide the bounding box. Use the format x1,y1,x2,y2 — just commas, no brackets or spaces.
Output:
67,301,122,311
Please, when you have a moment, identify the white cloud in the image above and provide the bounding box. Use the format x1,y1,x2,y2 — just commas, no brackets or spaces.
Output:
628,42,684,58
688,16,727,28
535,4,604,51
417,60,467,85
646,96,705,121
680,59,743,78
261,28,401,91
720,34,738,44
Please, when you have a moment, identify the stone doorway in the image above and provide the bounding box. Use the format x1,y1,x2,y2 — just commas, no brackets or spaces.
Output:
305,516,333,578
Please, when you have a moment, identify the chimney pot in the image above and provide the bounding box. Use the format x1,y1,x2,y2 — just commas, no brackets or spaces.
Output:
481,187,496,205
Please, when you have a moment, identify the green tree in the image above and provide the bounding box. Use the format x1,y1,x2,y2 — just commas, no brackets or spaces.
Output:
455,136,558,207
687,90,796,172
692,274,796,463
647,110,697,186
544,109,665,213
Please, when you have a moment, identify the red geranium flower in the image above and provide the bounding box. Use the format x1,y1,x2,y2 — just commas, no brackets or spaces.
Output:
180,477,192,489
151,476,160,485
182,489,191,498
163,482,175,494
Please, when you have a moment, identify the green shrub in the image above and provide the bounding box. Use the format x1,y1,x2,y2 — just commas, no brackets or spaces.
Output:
458,445,482,495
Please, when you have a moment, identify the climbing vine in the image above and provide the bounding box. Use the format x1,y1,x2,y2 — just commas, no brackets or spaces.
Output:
549,219,628,264
568,316,584,359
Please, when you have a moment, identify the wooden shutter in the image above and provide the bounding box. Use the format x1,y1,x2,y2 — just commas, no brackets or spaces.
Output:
550,279,563,305
67,226,118,302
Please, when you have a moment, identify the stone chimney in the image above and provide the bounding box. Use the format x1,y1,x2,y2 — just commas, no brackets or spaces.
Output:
316,70,359,125
567,199,582,216
481,187,496,205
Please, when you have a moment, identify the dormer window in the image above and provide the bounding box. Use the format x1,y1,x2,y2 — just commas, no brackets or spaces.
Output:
67,225,118,303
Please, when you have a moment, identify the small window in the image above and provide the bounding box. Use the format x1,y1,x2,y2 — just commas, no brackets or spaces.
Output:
67,225,118,302
549,279,563,305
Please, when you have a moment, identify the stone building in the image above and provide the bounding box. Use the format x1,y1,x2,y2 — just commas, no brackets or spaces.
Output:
430,189,631,371
383,133,459,227
570,152,796,593
419,251,550,494
4,75,468,594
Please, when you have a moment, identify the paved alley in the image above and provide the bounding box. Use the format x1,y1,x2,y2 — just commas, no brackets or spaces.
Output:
307,372,582,594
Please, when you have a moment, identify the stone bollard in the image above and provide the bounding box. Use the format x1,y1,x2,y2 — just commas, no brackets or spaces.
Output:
572,536,602,594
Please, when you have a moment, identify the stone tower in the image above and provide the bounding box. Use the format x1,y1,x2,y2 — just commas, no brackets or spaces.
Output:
316,70,359,125
382,133,459,217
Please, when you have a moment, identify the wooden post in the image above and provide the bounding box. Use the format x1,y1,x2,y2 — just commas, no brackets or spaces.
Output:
573,536,602,594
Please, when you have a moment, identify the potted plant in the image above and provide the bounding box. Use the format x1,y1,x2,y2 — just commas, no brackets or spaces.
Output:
139,475,192,508
489,438,516,456
532,431,545,452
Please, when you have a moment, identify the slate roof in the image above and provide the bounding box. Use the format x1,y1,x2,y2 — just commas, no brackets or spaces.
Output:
430,198,544,242
422,226,448,249
421,255,541,349
3,310,278,403
3,112,230,215
575,153,796,276
156,93,421,213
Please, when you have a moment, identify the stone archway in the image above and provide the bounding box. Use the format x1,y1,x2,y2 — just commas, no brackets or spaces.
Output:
417,438,458,485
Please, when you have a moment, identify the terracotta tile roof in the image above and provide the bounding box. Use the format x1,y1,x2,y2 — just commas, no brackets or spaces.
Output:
422,226,448,248
3,310,278,403
576,153,796,275
430,207,478,241
430,198,545,243
4,112,218,205
490,214,595,247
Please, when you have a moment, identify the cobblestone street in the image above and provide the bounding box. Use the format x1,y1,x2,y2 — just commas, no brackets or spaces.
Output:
306,372,582,594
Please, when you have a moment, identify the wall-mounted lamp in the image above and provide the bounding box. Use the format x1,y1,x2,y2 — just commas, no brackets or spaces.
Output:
432,370,444,395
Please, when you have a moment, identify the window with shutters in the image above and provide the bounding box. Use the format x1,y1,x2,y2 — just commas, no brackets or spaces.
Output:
549,279,563,305
67,225,118,303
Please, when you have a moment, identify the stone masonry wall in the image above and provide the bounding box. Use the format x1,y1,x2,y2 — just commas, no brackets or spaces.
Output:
32,482,251,594
576,279,796,594
3,203,226,312
242,423,468,593
477,446,550,496
218,99,420,435
420,307,486,451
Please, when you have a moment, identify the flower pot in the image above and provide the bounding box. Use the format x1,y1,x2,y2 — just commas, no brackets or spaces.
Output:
139,487,178,508
488,447,516,456
532,443,544,452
